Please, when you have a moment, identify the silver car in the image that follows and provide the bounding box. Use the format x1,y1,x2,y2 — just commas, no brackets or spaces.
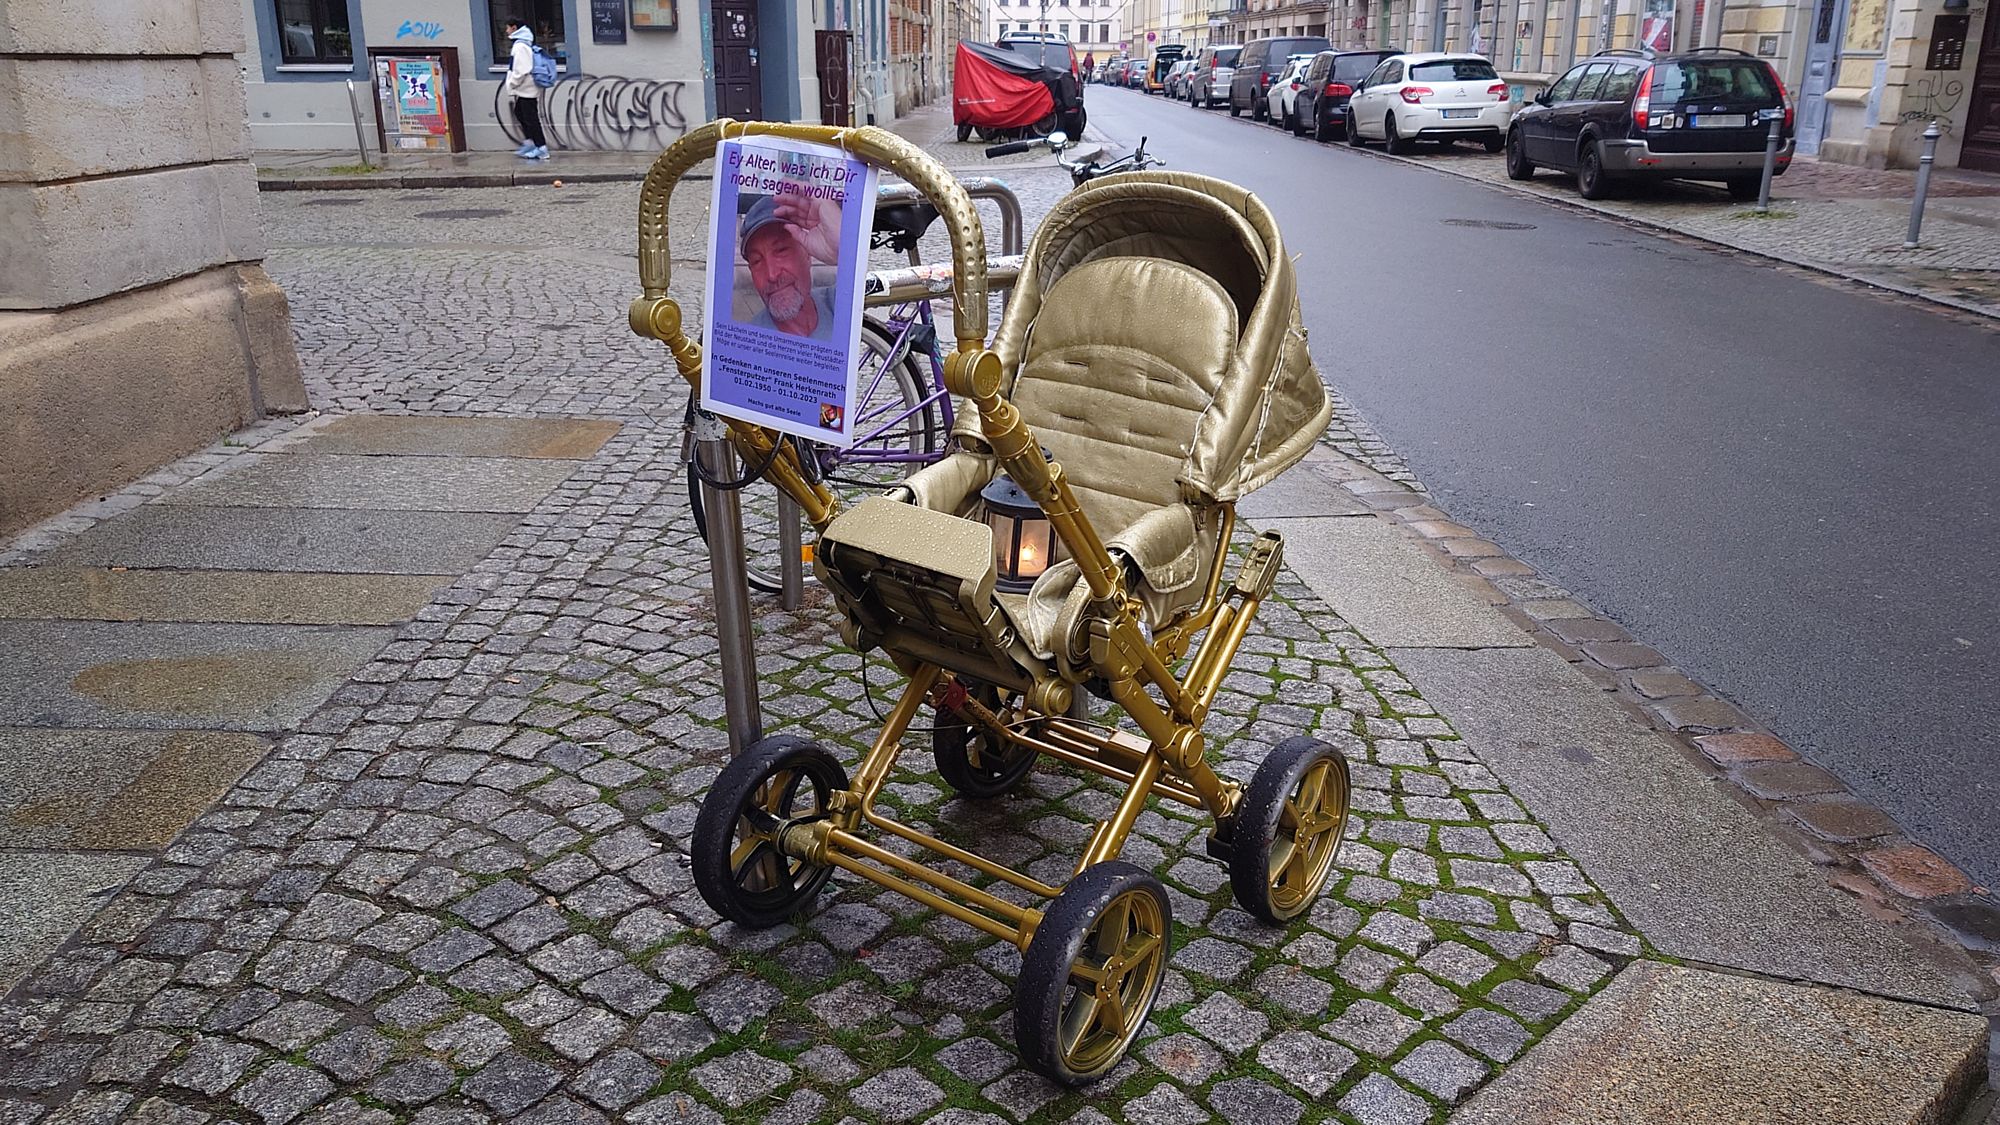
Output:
1186,44,1241,108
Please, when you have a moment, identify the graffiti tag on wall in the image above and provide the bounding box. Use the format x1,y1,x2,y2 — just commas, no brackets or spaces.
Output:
396,20,445,39
494,74,690,151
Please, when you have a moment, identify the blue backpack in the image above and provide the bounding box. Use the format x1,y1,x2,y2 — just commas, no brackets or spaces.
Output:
530,46,558,87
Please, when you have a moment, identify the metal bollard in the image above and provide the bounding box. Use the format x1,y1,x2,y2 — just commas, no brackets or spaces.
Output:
777,494,804,611
1756,112,1781,213
344,80,373,168
1905,120,1943,249
693,416,764,756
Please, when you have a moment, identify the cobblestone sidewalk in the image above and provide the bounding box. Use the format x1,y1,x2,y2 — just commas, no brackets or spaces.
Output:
0,414,1643,1125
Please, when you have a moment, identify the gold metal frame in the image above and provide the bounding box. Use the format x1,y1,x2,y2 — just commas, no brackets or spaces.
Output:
631,121,1294,961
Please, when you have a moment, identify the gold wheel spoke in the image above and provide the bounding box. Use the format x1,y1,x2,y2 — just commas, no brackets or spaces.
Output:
1059,990,1101,1058
1296,764,1327,817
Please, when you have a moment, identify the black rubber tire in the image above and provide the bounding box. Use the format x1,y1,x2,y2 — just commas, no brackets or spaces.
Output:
1482,132,1505,154
933,682,1037,798
1313,110,1331,142
1578,141,1614,199
1725,177,1761,201
1227,736,1352,924
1253,96,1268,122
1505,128,1535,179
691,736,850,929
1346,109,1365,146
1287,107,1303,135
1385,113,1413,155
1015,862,1172,1085
687,315,934,595
956,123,972,143
1229,94,1241,117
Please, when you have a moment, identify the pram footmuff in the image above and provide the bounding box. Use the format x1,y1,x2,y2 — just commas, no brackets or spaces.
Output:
629,122,1348,1085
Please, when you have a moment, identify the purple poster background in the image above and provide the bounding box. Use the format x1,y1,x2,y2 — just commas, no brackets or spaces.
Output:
699,136,878,448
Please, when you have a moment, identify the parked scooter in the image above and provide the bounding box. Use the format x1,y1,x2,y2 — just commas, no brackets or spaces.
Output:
953,41,1087,144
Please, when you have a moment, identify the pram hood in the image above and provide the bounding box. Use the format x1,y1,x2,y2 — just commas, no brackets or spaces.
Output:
985,171,1332,504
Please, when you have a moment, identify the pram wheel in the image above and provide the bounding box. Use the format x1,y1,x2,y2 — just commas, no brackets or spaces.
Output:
932,683,1036,798
1015,862,1172,1085
691,736,849,929
1228,736,1352,925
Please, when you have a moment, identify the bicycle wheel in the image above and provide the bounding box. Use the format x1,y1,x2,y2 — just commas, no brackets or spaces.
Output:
688,316,939,594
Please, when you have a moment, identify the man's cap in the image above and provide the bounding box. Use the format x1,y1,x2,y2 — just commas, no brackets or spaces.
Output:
738,195,791,256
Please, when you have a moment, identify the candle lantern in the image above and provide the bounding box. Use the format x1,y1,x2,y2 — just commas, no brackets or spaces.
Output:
980,472,1062,592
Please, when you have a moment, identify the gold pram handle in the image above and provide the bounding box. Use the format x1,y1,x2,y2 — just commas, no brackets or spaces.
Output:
628,119,1001,531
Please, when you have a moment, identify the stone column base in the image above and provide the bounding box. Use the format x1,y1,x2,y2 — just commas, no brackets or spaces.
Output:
0,263,308,535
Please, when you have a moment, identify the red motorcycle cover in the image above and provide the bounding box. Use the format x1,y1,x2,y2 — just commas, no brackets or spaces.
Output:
954,41,1056,127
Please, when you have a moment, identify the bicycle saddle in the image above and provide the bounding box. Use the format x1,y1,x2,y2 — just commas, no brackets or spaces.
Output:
871,202,940,253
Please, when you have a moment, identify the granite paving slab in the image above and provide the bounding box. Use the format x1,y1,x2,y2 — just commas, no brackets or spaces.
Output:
0,621,396,732
41,507,522,574
158,454,580,514
280,416,622,459
0,728,269,849
1392,645,1978,1009
0,852,149,994
1280,518,1533,649
0,569,449,626
1451,961,1990,1125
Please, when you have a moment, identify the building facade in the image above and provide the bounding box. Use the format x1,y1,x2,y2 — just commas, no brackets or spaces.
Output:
242,0,958,151
3,0,306,534
989,0,1125,51
1204,0,1994,169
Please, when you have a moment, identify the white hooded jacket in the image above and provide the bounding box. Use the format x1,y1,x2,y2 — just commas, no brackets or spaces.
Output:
505,25,538,98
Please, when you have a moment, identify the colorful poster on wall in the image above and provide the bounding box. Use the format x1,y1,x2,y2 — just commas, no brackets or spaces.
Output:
1639,0,1674,53
630,0,678,31
393,58,447,134
701,136,880,447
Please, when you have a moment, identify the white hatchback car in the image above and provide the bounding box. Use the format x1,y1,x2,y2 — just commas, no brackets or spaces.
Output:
1264,54,1318,131
1346,53,1512,153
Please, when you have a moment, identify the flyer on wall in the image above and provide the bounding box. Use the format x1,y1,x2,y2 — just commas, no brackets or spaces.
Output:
700,135,879,448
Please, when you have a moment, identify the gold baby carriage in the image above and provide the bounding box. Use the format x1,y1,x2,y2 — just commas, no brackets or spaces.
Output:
630,122,1352,1084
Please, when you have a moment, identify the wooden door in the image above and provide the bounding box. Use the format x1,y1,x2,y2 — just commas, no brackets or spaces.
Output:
1963,12,2000,172
712,0,761,120
817,30,852,125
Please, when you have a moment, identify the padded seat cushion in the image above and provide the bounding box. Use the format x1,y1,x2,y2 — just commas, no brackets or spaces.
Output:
1010,256,1238,538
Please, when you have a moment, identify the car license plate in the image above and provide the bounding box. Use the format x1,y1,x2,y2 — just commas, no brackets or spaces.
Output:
1441,108,1477,119
1692,114,1747,128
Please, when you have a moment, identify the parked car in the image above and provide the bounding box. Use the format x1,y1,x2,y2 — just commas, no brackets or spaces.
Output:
1345,53,1510,153
1264,55,1318,130
1128,61,1149,89
1292,49,1396,140
1146,44,1188,94
1229,35,1330,120
1506,47,1794,200
1186,44,1241,108
1166,58,1198,99
996,30,1079,82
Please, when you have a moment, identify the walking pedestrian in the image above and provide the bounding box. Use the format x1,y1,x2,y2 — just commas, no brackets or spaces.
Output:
504,19,548,160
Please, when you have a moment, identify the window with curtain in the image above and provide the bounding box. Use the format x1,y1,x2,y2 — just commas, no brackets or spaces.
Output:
275,0,353,64
487,0,568,67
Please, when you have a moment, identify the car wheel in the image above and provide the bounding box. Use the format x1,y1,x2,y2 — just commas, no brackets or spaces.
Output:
1483,132,1505,154
1345,108,1365,146
1314,111,1331,143
1726,177,1761,201
1289,107,1306,135
956,123,972,143
1577,141,1616,199
1504,128,1535,179
1229,95,1241,117
1385,113,1413,155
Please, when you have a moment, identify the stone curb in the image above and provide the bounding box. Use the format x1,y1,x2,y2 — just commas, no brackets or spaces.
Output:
1343,131,2000,325
256,170,676,192
1309,451,2000,1005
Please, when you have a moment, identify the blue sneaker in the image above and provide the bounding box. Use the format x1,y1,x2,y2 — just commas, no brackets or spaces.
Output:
514,141,537,157
532,146,550,160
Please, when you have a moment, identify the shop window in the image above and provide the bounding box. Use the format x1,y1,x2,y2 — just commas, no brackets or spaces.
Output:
486,0,568,68
275,0,353,64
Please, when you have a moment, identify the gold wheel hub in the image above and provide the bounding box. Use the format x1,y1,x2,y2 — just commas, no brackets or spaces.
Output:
1058,888,1167,1076
1267,757,1350,914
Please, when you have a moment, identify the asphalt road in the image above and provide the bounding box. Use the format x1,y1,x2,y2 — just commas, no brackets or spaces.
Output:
1082,86,2000,891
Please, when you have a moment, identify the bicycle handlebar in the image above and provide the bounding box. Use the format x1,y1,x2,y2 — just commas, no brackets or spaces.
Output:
984,141,1033,158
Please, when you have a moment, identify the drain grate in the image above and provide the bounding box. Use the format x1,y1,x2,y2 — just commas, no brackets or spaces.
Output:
414,208,511,219
1442,218,1538,230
